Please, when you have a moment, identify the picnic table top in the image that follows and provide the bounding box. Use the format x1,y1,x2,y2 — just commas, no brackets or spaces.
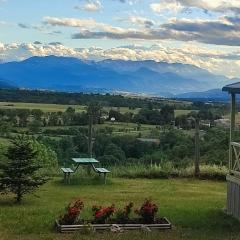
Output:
72,158,99,164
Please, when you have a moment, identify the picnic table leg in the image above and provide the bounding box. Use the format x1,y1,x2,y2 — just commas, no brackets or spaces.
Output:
67,173,71,184
64,173,67,183
104,173,107,185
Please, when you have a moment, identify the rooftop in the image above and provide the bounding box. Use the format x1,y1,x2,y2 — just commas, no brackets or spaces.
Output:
222,82,240,94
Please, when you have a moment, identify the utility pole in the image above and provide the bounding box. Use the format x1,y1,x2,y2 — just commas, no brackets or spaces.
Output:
195,118,200,177
88,113,93,158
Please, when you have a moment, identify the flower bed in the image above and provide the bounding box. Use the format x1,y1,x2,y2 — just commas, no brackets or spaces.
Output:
56,198,172,233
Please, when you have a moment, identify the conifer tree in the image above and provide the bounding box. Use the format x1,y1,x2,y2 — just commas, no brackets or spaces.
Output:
0,136,48,203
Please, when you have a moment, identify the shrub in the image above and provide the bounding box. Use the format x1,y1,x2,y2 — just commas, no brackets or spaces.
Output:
92,204,115,223
59,199,84,225
135,199,158,223
115,202,134,222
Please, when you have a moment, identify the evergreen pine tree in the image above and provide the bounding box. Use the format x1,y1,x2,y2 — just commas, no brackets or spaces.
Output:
0,135,48,203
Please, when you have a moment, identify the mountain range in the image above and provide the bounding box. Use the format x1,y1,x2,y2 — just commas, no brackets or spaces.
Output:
0,56,237,98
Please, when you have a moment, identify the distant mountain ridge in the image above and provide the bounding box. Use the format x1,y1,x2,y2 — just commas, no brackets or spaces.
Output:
0,78,16,89
175,89,228,100
0,56,237,95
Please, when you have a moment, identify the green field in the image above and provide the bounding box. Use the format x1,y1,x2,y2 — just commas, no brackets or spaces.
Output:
0,177,239,240
174,109,197,117
0,102,140,114
0,101,193,117
0,102,86,112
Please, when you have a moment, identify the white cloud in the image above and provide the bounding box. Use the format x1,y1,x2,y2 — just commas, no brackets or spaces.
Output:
151,1,183,13
120,16,155,28
43,16,240,46
0,20,7,25
75,0,102,12
150,0,240,14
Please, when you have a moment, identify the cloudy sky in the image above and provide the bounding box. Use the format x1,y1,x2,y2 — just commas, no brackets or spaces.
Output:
1,0,240,77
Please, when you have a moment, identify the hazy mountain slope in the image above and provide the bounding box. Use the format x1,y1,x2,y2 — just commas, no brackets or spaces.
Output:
175,89,228,100
0,56,235,94
0,78,16,89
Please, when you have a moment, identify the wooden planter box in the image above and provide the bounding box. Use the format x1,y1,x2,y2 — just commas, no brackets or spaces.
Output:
55,218,171,233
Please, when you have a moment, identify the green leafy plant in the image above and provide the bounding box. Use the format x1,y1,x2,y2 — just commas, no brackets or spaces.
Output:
92,204,115,223
115,202,134,222
135,199,158,223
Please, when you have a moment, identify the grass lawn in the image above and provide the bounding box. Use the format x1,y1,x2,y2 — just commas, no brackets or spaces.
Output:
0,177,240,240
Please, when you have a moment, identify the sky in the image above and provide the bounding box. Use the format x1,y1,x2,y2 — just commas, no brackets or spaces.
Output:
0,0,240,78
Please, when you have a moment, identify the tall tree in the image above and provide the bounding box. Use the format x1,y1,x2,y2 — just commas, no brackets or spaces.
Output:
194,118,200,177
0,136,48,203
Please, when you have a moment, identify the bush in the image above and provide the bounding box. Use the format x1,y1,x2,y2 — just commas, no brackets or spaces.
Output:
115,202,134,222
59,199,84,225
92,204,115,224
135,199,158,223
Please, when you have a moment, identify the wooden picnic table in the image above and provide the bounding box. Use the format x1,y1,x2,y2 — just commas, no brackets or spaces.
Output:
61,158,110,184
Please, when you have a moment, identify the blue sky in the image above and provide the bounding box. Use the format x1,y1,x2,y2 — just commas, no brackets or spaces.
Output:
1,0,240,77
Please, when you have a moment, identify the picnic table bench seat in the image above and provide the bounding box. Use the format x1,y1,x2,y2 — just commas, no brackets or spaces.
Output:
61,168,74,183
95,167,110,173
91,164,110,184
61,167,74,173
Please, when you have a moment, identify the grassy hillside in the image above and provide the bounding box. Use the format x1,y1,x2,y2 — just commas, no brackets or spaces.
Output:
0,178,239,240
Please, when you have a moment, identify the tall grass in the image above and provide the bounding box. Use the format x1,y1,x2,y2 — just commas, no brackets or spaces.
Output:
110,164,228,181
52,163,228,181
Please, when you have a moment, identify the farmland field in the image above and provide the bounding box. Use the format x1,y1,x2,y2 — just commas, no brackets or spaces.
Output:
0,101,193,117
0,102,86,112
0,177,239,240
0,102,140,114
174,109,198,117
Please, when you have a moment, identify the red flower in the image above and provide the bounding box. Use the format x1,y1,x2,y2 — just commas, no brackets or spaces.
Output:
59,198,84,225
92,204,115,223
135,199,159,223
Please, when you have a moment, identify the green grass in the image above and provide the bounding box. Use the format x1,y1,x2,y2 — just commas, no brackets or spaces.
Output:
103,107,140,114
0,101,196,117
0,177,240,240
174,109,198,117
0,102,86,112
0,102,139,114
0,137,11,146
11,121,159,138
